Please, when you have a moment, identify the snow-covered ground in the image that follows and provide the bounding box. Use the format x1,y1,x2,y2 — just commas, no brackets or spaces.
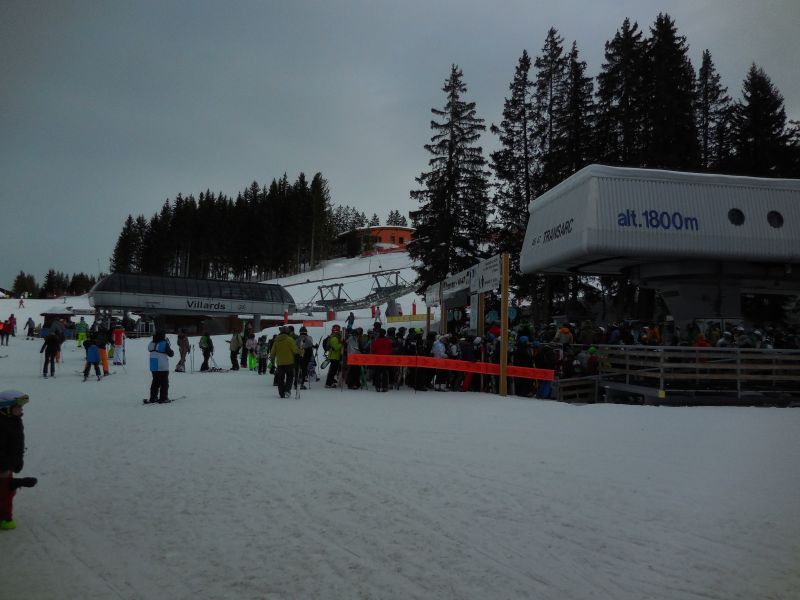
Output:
1,290,799,599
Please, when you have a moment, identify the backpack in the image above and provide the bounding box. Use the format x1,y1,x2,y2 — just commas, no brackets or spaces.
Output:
322,335,331,352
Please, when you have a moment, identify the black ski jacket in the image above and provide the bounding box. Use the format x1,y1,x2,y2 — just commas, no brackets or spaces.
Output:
0,415,25,473
40,334,61,355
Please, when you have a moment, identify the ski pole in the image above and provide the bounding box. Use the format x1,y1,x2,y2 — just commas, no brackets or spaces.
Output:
191,344,195,373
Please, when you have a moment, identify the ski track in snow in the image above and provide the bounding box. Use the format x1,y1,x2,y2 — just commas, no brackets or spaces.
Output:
1,295,800,600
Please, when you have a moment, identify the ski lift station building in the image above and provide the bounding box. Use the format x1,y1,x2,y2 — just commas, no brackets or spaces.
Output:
520,164,800,326
88,272,296,334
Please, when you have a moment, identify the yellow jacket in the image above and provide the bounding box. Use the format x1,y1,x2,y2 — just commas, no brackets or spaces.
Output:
269,333,300,366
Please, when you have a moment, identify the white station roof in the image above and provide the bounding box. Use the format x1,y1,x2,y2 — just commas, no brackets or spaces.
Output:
520,164,800,275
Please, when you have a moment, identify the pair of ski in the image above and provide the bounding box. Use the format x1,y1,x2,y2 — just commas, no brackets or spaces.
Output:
143,395,186,405
75,370,117,376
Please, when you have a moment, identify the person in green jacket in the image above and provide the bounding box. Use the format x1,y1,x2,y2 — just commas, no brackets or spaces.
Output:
75,317,89,348
324,325,343,388
269,327,300,398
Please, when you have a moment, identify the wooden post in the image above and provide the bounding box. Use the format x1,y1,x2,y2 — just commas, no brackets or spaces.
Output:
478,293,485,337
499,253,509,397
439,283,446,335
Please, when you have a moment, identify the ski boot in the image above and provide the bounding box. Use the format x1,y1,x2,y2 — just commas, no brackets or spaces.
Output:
9,477,37,490
0,520,16,530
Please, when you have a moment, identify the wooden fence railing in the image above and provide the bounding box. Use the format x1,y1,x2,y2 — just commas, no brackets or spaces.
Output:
597,345,800,400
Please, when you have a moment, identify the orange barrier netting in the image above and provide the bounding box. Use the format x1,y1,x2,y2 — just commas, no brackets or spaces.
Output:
345,354,554,381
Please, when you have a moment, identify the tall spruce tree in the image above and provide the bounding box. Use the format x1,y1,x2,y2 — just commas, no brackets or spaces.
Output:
642,13,699,169
309,173,334,267
68,273,96,295
11,271,38,297
595,18,648,166
696,49,732,170
110,215,141,273
41,269,69,298
490,49,537,295
550,41,595,180
410,64,490,291
729,64,794,177
787,121,800,175
533,28,569,191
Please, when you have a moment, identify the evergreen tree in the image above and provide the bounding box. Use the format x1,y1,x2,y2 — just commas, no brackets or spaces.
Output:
110,215,140,273
533,28,569,191
41,269,70,298
642,13,699,169
170,193,198,277
490,49,537,296
309,173,334,266
68,273,96,295
369,213,380,227
353,211,368,229
550,41,595,181
139,202,173,275
331,205,349,235
133,215,148,273
729,64,794,177
385,210,410,227
787,121,800,175
696,49,732,170
410,64,490,290
595,18,648,166
11,271,38,298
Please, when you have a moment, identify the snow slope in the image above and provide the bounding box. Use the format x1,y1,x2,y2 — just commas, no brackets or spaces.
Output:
1,293,799,599
272,251,421,315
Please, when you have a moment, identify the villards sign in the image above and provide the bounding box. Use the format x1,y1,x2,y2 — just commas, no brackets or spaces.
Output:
186,299,228,311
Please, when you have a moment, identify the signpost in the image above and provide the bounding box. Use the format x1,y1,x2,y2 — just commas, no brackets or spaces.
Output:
471,254,501,295
424,282,440,335
499,253,509,396
471,254,502,338
442,266,475,298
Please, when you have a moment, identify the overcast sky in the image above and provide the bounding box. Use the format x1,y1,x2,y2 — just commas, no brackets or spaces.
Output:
1,0,798,289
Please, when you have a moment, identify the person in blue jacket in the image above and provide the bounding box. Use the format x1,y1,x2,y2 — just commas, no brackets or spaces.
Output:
147,330,175,403
82,337,102,381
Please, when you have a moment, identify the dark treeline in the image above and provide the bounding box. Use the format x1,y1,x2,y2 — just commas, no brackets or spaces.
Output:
113,173,332,280
410,13,800,322
11,270,97,298
112,172,335,280
110,172,411,281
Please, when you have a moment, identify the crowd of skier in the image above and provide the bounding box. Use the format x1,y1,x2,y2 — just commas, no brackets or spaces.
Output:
212,316,800,400
4,309,799,401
